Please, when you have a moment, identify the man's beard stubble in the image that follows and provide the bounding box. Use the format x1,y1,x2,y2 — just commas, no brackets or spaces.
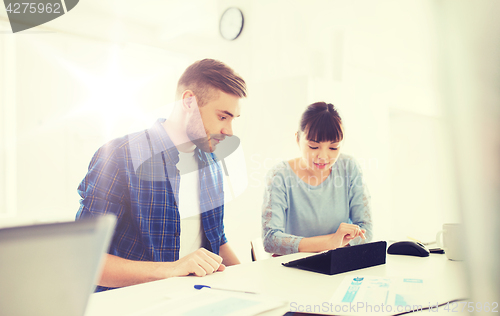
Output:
190,134,213,153
185,110,211,152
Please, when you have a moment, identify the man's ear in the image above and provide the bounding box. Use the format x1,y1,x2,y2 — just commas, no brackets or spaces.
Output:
181,90,197,112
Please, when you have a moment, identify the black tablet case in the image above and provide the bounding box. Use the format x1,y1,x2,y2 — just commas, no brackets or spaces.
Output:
282,241,387,275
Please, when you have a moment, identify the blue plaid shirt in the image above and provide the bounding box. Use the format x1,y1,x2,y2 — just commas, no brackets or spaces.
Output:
76,119,227,292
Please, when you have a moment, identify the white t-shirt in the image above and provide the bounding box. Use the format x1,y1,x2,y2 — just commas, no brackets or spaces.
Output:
176,150,203,258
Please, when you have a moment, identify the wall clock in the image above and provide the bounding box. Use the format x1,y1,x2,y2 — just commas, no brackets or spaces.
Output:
219,7,244,41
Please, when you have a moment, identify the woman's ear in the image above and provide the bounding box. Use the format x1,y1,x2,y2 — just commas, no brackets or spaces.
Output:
296,132,300,144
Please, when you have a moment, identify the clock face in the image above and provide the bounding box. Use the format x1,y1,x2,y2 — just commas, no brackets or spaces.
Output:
219,7,244,41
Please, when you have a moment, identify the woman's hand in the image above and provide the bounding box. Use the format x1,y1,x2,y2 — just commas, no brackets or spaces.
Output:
298,223,366,253
328,223,366,249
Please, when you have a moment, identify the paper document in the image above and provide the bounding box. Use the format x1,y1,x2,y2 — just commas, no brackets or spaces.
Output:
131,288,287,316
330,276,436,315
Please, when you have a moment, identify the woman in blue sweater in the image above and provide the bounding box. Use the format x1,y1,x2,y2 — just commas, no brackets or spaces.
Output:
262,102,373,255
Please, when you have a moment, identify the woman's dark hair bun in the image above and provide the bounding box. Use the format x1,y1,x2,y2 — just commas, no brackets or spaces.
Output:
297,102,343,143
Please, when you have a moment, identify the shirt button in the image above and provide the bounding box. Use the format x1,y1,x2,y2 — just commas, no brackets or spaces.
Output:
174,232,180,237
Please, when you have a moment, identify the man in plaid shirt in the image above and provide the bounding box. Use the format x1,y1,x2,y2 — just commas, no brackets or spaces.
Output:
76,59,246,291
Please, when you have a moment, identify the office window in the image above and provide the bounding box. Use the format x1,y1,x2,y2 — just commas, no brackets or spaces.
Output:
1,26,188,220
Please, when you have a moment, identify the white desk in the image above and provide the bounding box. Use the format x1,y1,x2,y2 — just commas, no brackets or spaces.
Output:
85,253,469,316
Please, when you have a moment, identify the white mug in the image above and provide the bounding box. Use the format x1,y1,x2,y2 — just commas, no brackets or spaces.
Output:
436,223,465,261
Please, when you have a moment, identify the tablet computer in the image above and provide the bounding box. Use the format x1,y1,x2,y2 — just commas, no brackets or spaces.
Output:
282,241,387,275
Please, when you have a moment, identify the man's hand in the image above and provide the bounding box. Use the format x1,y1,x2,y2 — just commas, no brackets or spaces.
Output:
99,249,226,288
329,223,366,249
167,248,226,278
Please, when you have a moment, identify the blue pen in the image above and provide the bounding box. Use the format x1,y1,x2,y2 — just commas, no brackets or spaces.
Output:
194,284,258,294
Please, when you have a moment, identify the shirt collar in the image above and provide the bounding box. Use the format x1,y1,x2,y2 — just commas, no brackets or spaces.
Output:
148,118,179,166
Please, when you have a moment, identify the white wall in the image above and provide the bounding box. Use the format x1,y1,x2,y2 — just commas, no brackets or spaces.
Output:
0,0,461,262
0,20,17,219
222,0,459,260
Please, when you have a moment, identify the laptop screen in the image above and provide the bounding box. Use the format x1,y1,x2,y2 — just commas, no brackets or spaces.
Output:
0,215,115,316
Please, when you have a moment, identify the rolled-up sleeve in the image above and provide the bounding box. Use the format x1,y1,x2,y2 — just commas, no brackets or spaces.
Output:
220,222,228,246
262,164,303,255
347,158,373,245
76,146,128,220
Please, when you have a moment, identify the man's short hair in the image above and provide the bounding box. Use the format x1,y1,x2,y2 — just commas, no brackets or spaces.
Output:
176,59,247,106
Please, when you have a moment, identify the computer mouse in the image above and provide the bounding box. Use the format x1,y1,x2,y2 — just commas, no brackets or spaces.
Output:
387,241,430,257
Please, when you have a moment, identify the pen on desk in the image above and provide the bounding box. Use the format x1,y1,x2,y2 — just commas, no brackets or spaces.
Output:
194,284,258,295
